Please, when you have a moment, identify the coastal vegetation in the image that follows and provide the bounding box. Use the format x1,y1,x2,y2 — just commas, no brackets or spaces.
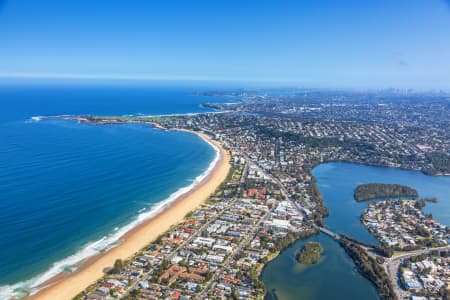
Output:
296,242,323,265
308,177,329,227
84,115,167,124
423,152,450,176
112,259,124,274
339,237,397,300
354,183,418,201
257,227,320,266
413,198,438,210
420,197,438,203
273,228,319,253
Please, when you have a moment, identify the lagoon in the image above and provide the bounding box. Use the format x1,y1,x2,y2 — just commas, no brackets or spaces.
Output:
262,162,450,299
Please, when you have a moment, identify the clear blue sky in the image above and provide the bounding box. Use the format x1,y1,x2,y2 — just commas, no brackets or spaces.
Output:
0,0,449,89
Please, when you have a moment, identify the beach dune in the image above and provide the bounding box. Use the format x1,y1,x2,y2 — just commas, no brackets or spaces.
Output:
31,131,230,300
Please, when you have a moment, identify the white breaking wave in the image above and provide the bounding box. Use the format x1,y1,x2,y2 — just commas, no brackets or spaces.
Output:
0,132,220,300
24,116,42,124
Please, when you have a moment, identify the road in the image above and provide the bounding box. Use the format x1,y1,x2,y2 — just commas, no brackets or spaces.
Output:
384,245,450,299
318,227,340,240
389,245,450,262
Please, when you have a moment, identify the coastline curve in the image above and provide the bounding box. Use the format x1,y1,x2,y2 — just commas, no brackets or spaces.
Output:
0,125,229,300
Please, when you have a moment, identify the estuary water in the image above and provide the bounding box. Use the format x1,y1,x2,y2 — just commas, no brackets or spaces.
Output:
262,162,450,300
0,83,225,299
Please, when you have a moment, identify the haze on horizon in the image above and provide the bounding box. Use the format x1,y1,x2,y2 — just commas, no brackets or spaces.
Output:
0,0,450,90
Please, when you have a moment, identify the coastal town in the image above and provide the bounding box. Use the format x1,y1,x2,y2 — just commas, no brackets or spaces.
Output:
40,90,450,300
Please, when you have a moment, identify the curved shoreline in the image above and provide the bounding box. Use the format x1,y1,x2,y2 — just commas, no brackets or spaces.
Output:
28,130,230,300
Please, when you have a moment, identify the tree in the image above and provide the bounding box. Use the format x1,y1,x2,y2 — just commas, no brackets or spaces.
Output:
297,242,323,264
160,258,169,271
112,259,124,274
232,288,239,300
236,270,243,280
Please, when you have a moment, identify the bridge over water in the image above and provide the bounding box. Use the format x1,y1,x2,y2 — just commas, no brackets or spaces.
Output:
318,226,341,240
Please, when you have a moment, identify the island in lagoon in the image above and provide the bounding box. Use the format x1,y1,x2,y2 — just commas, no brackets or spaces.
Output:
296,241,323,265
354,183,418,202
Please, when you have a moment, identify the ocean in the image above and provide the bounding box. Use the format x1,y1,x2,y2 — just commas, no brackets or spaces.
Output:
0,82,227,299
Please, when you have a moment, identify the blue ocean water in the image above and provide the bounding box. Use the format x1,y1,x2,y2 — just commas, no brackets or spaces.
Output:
0,83,224,298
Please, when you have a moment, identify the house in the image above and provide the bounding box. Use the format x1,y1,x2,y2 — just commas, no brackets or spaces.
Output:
212,244,233,254
206,254,224,263
266,219,291,233
86,293,107,300
193,237,215,248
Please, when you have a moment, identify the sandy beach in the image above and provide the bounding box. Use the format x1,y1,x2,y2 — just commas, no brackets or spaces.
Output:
30,131,230,300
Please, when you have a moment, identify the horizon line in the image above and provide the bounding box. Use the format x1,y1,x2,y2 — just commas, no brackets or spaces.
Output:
0,72,298,84
0,72,449,92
